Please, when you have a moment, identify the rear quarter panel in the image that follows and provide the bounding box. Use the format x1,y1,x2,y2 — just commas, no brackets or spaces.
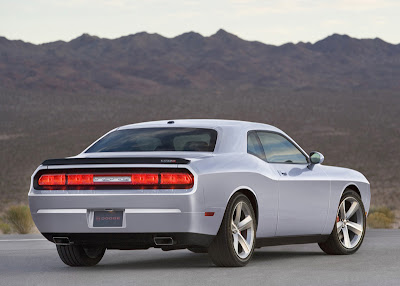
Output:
191,153,280,238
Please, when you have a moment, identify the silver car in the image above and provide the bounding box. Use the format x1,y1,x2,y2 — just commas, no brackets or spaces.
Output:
29,119,370,267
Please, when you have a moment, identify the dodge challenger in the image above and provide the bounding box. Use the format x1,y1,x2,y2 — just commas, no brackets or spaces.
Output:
29,119,370,267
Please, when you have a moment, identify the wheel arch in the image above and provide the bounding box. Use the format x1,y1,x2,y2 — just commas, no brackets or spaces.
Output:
342,183,361,199
323,182,365,235
227,186,259,226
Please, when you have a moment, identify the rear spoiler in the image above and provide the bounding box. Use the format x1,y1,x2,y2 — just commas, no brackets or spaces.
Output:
41,157,190,166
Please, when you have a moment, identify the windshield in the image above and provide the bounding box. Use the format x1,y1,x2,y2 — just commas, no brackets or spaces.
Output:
86,128,218,153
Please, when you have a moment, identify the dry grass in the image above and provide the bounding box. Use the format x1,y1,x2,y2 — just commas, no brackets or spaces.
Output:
3,205,34,234
367,206,395,229
0,218,11,234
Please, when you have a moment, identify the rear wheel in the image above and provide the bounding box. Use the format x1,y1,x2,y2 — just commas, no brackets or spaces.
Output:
208,193,256,267
56,245,105,267
319,189,366,255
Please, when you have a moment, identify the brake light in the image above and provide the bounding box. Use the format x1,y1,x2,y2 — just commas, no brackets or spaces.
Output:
36,170,194,189
68,174,94,185
131,174,159,185
161,173,193,185
38,174,66,185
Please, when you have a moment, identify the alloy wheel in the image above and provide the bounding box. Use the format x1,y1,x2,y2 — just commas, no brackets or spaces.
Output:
336,197,364,249
231,201,255,259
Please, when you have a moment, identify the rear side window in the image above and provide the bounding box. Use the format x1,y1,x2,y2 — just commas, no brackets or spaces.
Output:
256,132,308,164
247,132,265,160
86,128,217,153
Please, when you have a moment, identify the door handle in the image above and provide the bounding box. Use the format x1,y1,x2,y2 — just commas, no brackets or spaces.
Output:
278,170,287,176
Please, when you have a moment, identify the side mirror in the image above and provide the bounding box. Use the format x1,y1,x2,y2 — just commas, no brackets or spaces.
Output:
309,151,324,164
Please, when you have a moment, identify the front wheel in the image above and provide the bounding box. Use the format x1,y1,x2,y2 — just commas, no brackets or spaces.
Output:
319,189,366,255
208,193,256,267
56,245,106,266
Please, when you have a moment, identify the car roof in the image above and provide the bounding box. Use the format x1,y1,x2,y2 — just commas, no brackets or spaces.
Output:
118,119,283,133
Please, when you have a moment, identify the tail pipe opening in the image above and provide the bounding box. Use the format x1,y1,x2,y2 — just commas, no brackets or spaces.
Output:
53,237,72,245
154,237,174,246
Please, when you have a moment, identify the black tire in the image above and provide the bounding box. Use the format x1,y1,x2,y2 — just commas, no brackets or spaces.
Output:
319,189,366,255
208,193,256,267
187,247,208,254
56,245,106,267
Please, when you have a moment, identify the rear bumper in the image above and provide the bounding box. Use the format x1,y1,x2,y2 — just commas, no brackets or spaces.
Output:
29,192,224,238
42,232,214,249
30,207,222,234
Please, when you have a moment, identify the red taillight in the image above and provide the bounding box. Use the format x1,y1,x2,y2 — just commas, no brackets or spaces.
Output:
131,174,159,185
161,173,193,185
68,174,94,185
36,170,194,189
38,174,66,186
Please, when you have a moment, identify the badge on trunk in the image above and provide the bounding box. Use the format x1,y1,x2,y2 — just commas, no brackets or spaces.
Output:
93,210,123,227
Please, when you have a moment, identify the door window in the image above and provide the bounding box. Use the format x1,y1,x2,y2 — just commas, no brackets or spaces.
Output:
256,132,308,164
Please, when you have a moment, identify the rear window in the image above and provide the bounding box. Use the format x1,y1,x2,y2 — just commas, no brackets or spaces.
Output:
86,128,218,153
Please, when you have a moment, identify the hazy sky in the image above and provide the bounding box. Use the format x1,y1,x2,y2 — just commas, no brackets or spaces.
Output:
1,0,399,45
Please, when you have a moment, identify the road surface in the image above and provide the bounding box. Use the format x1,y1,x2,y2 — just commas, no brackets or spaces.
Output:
0,230,399,286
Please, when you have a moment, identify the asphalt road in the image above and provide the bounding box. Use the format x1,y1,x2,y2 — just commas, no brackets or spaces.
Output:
0,230,399,286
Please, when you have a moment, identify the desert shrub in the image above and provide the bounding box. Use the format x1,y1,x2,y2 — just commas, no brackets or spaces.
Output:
0,218,11,234
367,206,395,229
3,205,34,234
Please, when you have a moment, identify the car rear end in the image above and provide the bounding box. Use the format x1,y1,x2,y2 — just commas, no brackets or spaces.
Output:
28,124,224,250
29,156,222,249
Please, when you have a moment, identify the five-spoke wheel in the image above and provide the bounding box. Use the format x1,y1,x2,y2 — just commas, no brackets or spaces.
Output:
336,197,364,249
319,189,366,255
208,193,256,267
231,201,255,259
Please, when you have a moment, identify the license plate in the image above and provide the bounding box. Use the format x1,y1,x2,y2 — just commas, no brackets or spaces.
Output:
93,211,123,227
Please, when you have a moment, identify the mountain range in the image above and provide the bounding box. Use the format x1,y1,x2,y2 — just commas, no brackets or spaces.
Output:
1,29,400,92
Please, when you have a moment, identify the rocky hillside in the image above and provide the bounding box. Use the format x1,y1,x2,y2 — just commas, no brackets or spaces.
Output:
1,30,400,92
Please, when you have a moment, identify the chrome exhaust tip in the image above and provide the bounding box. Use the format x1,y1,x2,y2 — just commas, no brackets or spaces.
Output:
53,237,72,245
154,237,174,246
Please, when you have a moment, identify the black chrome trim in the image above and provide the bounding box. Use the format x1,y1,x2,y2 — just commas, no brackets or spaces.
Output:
256,234,329,248
33,167,194,190
42,157,190,166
